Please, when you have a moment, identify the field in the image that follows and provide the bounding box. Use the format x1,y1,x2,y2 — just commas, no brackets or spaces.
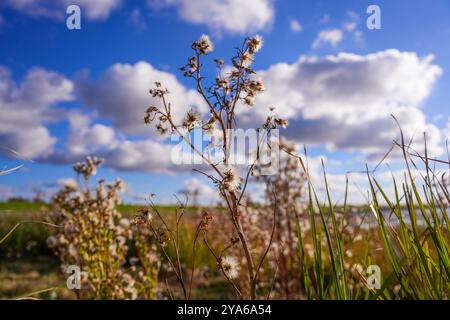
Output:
0,202,235,299
0,34,449,301
1,163,448,300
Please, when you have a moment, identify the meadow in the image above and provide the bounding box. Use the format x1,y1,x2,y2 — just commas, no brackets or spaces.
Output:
0,35,449,300
0,202,234,299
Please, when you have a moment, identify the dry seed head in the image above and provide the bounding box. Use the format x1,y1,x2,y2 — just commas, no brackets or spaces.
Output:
223,166,242,191
182,110,201,131
274,118,288,128
240,52,254,68
248,35,263,54
149,82,168,98
244,95,256,106
200,211,214,231
214,58,225,66
219,256,240,279
193,34,214,54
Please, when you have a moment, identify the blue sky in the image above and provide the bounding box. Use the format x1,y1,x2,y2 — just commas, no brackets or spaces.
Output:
0,0,449,204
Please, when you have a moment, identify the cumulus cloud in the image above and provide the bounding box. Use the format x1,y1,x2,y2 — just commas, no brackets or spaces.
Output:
67,112,116,155
46,110,207,174
236,49,443,160
0,66,73,158
179,177,219,205
312,28,343,48
104,139,177,173
148,0,274,34
50,49,445,172
2,49,444,179
75,61,206,136
2,0,121,20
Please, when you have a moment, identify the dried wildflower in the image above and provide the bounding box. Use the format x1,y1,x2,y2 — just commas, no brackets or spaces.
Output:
230,69,241,78
220,256,240,279
142,36,285,299
149,81,168,98
249,79,265,93
182,110,201,131
186,56,198,72
230,236,240,244
223,166,242,191
155,122,169,135
115,179,126,193
248,35,263,54
244,95,256,106
133,207,152,226
180,56,199,77
144,106,159,124
48,156,159,300
119,218,130,229
193,34,214,54
203,118,223,143
200,211,214,231
214,58,224,67
240,52,254,68
274,118,288,128
73,156,104,180
215,77,230,90
156,229,170,247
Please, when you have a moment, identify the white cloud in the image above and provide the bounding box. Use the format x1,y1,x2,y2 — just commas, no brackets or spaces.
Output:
72,0,121,20
237,49,443,160
289,18,302,32
179,177,219,205
3,0,121,20
64,49,445,172
148,0,274,34
0,66,73,158
75,61,206,136
312,28,343,48
46,110,207,174
67,112,116,155
103,138,178,173
2,50,444,181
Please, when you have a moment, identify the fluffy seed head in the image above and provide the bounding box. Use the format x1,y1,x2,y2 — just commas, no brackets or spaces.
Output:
220,256,240,279
248,35,263,54
193,34,214,54
223,166,242,191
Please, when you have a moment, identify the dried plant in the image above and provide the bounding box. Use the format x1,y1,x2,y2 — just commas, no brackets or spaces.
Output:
143,35,287,299
48,157,160,299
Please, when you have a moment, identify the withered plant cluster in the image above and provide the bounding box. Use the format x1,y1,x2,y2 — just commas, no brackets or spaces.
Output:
42,36,449,301
48,157,160,299
143,34,288,299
